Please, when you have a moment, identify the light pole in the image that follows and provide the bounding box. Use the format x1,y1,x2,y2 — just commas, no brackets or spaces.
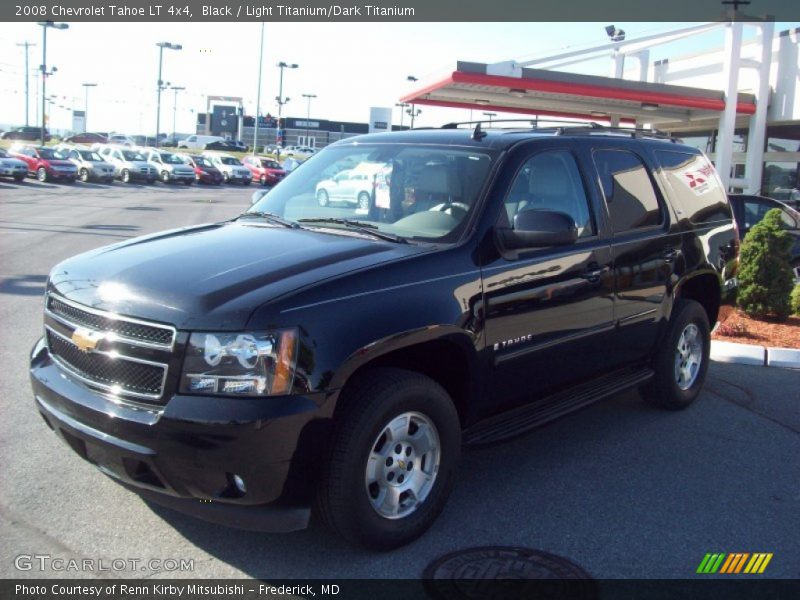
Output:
395,102,409,130
81,83,97,133
302,93,316,147
482,112,497,125
275,61,298,152
169,85,185,142
38,21,68,145
155,41,182,148
16,41,36,126
253,22,265,155
406,75,419,128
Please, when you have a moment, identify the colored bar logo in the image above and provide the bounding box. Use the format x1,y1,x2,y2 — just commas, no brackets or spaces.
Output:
697,553,772,574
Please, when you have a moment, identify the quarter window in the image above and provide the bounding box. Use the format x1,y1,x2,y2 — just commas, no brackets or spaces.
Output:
594,149,663,233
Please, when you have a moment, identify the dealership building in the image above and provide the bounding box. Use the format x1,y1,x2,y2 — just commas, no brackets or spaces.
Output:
400,21,799,200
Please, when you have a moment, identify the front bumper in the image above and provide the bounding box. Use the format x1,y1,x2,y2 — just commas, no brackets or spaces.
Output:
30,338,333,531
1,166,26,177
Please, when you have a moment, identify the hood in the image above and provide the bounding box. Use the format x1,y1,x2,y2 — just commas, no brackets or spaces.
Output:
48,220,427,330
0,157,26,167
125,160,152,169
45,159,75,168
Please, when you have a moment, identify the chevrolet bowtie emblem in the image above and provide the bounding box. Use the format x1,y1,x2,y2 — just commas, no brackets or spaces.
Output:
70,328,104,353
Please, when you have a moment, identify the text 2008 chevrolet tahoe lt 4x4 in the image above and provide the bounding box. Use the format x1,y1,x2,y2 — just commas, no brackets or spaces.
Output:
30,124,738,549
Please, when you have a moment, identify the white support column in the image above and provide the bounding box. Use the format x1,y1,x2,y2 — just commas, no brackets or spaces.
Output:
653,59,669,84
745,21,775,195
715,21,744,191
611,48,625,78
636,50,650,82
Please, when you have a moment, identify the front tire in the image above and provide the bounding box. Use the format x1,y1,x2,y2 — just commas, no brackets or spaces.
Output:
79,168,90,183
161,171,171,184
357,191,371,211
223,172,230,184
121,169,131,184
317,189,329,207
37,167,48,182
316,368,460,550
643,299,710,410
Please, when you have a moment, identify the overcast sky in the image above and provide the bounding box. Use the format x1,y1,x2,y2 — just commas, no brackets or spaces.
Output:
0,21,796,134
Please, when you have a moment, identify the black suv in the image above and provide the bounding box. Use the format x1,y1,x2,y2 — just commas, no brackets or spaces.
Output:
30,124,738,549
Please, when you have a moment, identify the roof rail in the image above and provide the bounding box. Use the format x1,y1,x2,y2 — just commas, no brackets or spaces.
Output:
440,118,677,142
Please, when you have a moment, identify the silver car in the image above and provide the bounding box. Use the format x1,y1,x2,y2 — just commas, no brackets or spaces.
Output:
142,148,196,185
0,148,27,182
64,148,116,183
202,152,252,185
97,146,157,184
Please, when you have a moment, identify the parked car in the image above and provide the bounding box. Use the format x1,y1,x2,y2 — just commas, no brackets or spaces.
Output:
177,154,224,185
107,134,136,147
281,145,316,157
96,145,157,184
177,135,226,151
729,193,800,277
141,148,196,185
62,147,116,183
0,147,28,182
64,132,109,144
9,144,77,182
201,152,252,185
242,156,287,186
315,163,383,209
204,139,249,152
1,126,50,142
30,125,738,550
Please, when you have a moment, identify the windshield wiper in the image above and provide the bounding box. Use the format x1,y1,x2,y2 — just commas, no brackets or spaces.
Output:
297,218,408,244
239,211,300,229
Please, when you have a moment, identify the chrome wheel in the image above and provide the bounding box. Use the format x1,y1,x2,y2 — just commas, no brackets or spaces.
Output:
674,323,702,390
365,411,440,520
357,192,370,210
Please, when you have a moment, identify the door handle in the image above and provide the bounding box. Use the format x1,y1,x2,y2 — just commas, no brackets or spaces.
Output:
581,265,608,283
663,248,681,263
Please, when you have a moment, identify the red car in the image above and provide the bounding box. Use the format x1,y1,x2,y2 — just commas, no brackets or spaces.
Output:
183,154,224,185
10,145,78,183
64,132,109,144
242,155,287,186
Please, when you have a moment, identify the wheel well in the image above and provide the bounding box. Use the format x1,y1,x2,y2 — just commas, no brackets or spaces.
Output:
338,340,471,427
676,273,721,326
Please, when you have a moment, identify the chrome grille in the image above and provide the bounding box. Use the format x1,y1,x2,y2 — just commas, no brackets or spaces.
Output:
47,295,175,348
46,328,167,400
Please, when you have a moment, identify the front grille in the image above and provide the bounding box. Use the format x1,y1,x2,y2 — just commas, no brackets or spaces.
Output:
47,295,174,347
46,328,166,399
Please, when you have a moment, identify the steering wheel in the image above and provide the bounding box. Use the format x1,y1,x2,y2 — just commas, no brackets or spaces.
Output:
430,202,470,220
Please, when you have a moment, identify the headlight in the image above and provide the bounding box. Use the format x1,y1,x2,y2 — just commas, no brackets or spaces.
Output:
180,329,298,396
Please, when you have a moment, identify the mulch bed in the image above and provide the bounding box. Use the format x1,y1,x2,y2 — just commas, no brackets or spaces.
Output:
712,306,800,349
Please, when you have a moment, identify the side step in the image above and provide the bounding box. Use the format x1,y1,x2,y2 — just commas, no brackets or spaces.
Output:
463,367,654,447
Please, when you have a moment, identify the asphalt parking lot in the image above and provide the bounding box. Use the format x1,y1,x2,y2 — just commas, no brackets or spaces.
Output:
1,179,798,580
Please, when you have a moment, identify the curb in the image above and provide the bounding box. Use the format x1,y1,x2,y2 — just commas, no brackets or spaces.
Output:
710,340,800,369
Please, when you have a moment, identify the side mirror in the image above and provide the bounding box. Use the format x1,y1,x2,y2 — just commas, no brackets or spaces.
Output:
497,209,578,250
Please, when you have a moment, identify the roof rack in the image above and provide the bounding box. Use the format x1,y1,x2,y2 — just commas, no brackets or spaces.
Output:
440,118,677,142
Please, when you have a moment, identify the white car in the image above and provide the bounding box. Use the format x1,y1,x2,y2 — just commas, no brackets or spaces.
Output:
282,145,316,157
201,152,252,185
141,148,196,185
315,168,376,209
178,135,226,151
108,134,136,147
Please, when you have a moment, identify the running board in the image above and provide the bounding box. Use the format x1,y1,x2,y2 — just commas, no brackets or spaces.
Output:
463,367,654,447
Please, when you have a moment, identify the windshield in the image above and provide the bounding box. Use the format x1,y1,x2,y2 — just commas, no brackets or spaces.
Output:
39,148,67,160
122,150,145,161
79,151,102,161
261,159,281,169
248,143,494,242
193,157,212,167
220,156,241,166
160,152,183,164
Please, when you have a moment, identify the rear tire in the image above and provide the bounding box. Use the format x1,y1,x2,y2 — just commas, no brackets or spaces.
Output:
357,191,370,211
14,174,25,183
121,169,131,184
316,368,460,550
643,299,710,410
161,171,171,184
79,168,90,183
317,189,329,207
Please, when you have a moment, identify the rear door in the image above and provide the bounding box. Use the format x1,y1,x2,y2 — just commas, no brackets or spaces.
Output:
590,145,675,364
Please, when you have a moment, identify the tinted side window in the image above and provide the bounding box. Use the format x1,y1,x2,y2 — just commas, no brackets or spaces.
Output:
504,150,595,238
654,149,729,224
593,149,662,233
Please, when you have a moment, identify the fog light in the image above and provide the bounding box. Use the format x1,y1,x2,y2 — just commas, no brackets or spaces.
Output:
232,474,246,493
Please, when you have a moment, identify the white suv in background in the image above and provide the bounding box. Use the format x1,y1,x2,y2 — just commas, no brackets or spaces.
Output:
178,135,226,151
96,145,157,184
202,152,252,185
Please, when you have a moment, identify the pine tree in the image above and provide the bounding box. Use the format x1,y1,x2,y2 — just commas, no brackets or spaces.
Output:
736,208,794,320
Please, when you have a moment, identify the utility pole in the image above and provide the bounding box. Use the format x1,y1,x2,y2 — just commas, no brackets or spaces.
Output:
16,41,36,126
82,83,96,133
169,85,185,141
155,41,182,148
253,22,265,155
302,93,316,147
38,21,69,145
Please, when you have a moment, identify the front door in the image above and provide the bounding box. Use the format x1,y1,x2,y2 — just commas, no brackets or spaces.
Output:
483,146,615,412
